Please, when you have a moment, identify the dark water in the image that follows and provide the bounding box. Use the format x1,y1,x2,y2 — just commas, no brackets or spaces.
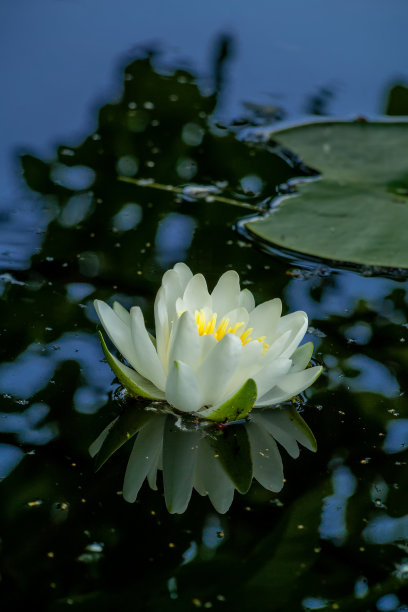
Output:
2,3,408,610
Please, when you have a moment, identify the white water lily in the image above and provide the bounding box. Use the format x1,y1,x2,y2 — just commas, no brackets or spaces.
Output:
94,263,321,421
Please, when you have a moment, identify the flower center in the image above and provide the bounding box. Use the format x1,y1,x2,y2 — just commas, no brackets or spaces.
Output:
194,309,269,351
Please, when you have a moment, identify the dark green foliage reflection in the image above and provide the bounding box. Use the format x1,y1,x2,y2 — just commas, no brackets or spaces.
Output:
1,53,408,611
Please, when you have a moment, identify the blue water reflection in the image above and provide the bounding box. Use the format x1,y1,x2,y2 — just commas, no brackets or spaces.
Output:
384,420,408,454
0,442,24,479
0,332,110,403
320,463,357,546
0,402,57,444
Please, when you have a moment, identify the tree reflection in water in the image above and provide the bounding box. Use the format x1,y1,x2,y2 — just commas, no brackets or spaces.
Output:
0,45,408,610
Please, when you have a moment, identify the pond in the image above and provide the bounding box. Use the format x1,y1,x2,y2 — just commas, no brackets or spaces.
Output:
1,2,408,610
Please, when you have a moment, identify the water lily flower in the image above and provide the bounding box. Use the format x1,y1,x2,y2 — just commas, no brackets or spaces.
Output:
90,406,317,514
94,263,321,422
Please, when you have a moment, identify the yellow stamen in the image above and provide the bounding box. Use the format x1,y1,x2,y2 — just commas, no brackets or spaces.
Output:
204,313,217,335
189,310,267,350
194,309,206,335
226,321,244,334
214,317,230,341
240,327,253,345
255,335,270,354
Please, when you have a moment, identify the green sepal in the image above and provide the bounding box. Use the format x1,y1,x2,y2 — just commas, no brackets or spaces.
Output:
200,378,257,423
98,331,165,400
209,424,253,494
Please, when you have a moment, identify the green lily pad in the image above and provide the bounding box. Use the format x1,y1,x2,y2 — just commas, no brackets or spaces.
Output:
94,408,152,471
245,120,408,269
199,378,257,422
210,425,253,494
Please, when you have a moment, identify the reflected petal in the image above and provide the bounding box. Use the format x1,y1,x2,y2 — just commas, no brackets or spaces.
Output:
163,417,200,513
89,417,119,458
246,421,284,491
123,414,166,502
195,438,235,513
250,412,299,458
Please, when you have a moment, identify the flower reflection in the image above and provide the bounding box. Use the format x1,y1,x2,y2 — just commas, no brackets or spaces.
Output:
94,263,322,422
90,404,316,514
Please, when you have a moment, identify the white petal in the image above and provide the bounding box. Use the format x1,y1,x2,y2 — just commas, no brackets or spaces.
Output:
182,274,212,312
94,299,141,371
168,311,201,370
224,340,263,396
222,306,249,329
199,334,218,364
166,360,203,413
211,270,241,317
163,418,200,513
113,301,131,326
250,412,299,458
195,438,235,513
154,286,170,371
246,421,284,491
239,288,255,312
263,330,292,361
123,414,165,502
130,306,166,390
252,358,292,398
161,269,184,324
196,333,242,406
248,298,282,340
277,365,322,394
291,342,314,372
173,262,193,291
255,365,322,406
276,311,308,358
